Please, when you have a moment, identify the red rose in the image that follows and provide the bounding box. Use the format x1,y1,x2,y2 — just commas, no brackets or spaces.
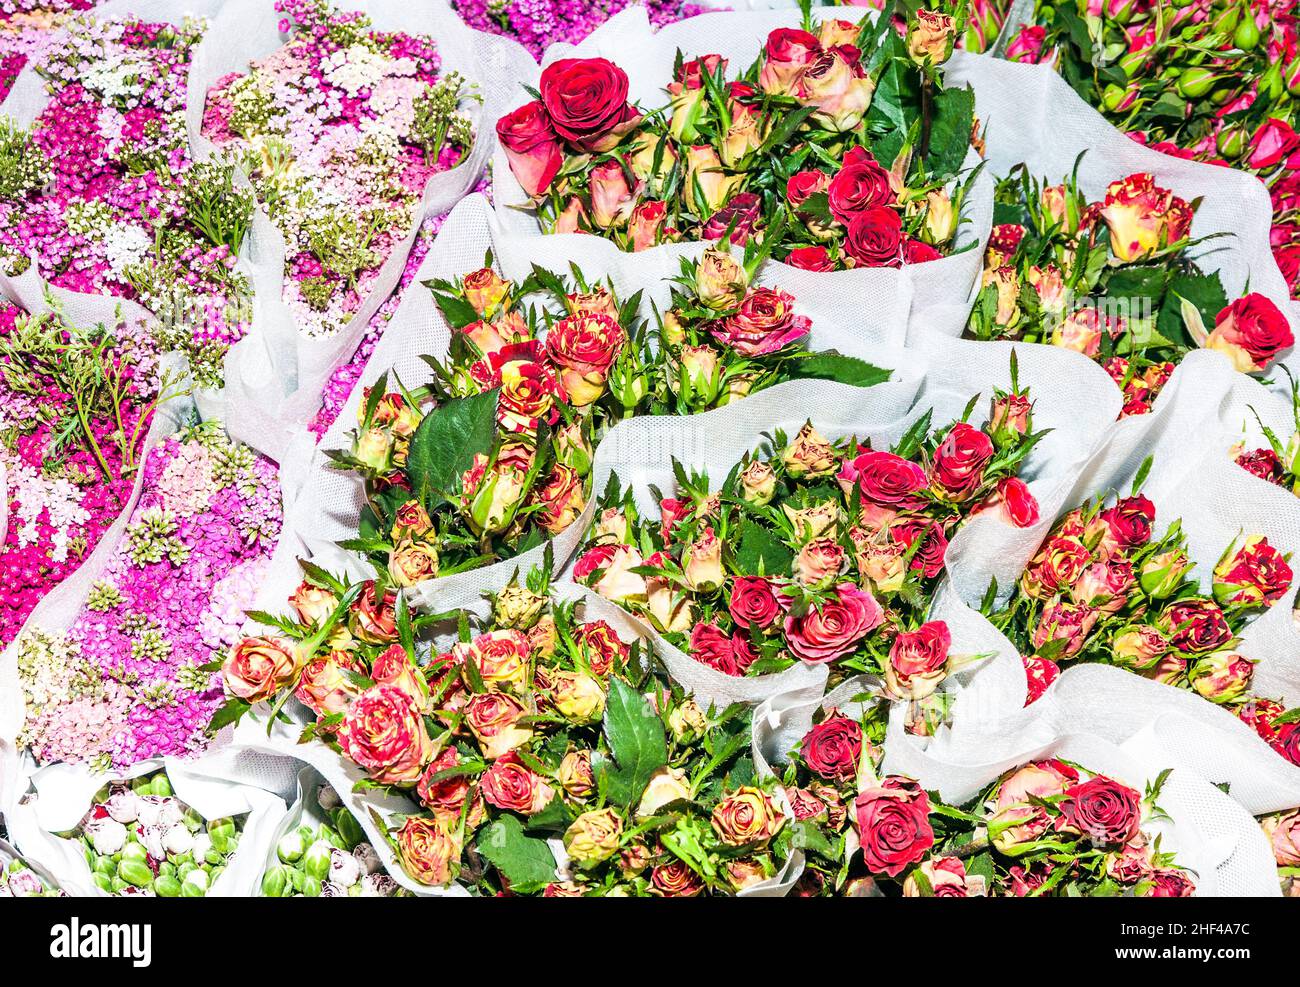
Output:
690,622,741,676
988,223,1025,255
997,477,1040,528
1248,117,1300,171
539,57,640,152
545,312,625,406
800,712,863,782
843,206,903,268
496,100,563,197
1206,293,1294,372
783,583,883,664
892,518,949,579
712,287,811,357
932,422,995,500
573,543,617,582
1275,721,1300,767
573,620,629,676
1142,868,1196,897
731,630,759,672
1098,494,1156,550
786,245,835,271
1238,697,1284,743
827,146,893,225
1022,653,1059,705
350,580,398,644
1213,534,1293,606
1236,447,1284,484
787,169,830,207
838,449,928,510
902,237,942,264
853,776,935,877
1060,775,1142,845
417,747,471,816
1159,599,1232,654
729,576,782,630
337,685,432,785
758,27,822,95
480,752,554,815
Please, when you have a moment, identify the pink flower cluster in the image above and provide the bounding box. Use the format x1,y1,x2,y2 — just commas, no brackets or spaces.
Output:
18,424,282,768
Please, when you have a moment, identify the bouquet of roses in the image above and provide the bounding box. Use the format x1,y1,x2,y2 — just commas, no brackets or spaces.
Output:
0,301,185,645
260,782,409,897
573,381,1043,690
497,3,982,269
327,253,885,586
0,12,255,386
201,0,478,339
785,710,1196,896
1231,368,1300,493
1260,806,1300,896
65,769,246,897
16,422,282,769
216,564,792,896
987,469,1300,744
1003,0,1300,297
966,162,1293,417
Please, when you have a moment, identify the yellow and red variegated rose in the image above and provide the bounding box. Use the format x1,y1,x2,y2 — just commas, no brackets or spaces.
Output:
711,786,786,846
463,690,533,758
1098,173,1193,263
223,636,301,703
711,287,811,357
531,464,587,535
395,815,461,887
545,312,626,406
453,629,531,692
461,268,512,320
337,685,433,785
1205,293,1294,372
295,649,364,719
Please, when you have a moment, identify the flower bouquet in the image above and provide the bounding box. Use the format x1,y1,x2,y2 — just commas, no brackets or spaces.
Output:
0,839,64,896
986,471,1300,759
260,776,409,896
573,388,1042,691
16,421,282,769
216,565,797,896
201,0,478,339
1002,0,1300,298
966,163,1293,417
0,300,184,645
782,712,1198,896
63,769,247,897
497,5,982,270
0,11,255,387
322,254,886,591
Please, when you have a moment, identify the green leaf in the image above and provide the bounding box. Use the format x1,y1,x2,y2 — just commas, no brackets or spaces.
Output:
1156,271,1227,349
592,678,669,808
207,698,250,735
427,287,481,330
524,795,574,835
734,518,795,575
405,388,500,507
789,351,891,389
475,815,556,889
924,85,975,180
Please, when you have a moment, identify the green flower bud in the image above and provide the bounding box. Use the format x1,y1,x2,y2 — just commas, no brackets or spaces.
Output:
92,872,114,894
153,875,182,897
1176,68,1218,99
334,811,366,851
1234,15,1261,50
303,839,333,881
117,859,153,889
277,831,306,863
299,875,322,897
261,865,291,897
122,841,149,862
150,775,173,798
181,869,210,897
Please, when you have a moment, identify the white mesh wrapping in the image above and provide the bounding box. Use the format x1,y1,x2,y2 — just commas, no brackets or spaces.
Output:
943,51,1298,350
3,751,291,897
490,6,995,342
181,0,535,459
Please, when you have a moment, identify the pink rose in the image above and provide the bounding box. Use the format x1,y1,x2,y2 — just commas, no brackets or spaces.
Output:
783,583,883,664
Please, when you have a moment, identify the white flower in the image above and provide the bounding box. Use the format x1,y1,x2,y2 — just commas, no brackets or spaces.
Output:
157,799,184,829
352,842,382,875
139,826,166,861
8,870,45,896
361,874,399,897
135,795,165,828
181,868,209,893
162,825,194,856
328,848,361,888
104,790,140,823
88,818,127,856
191,833,213,862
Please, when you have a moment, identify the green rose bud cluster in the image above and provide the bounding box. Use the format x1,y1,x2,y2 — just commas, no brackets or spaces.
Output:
260,784,407,898
71,770,244,898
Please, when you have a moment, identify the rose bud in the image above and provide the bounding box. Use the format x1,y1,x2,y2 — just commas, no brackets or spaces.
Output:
481,752,555,815
558,750,595,800
800,712,863,782
794,536,847,590
783,499,842,540
675,343,723,407
295,651,363,718
1238,697,1285,743
581,542,647,603
787,169,830,208
627,131,677,186
981,265,1021,330
787,244,836,271
1031,600,1098,659
573,620,630,677
853,776,935,877
1141,869,1197,897
492,583,547,630
531,464,586,536
782,422,839,478
1138,550,1190,599
395,816,460,887
564,807,624,865
1074,558,1134,614
460,456,527,536
1099,173,1190,263
931,422,995,502
336,685,432,784
548,669,606,723
1023,654,1060,705
353,426,393,473
1041,183,1079,235
1261,810,1300,868
1110,624,1168,671
390,498,434,542
903,856,987,897
1205,294,1294,373
989,392,1033,450
685,144,743,216
552,196,588,234
854,532,907,593
989,759,1078,851
667,699,709,742
738,459,778,506
1159,598,1233,655
387,538,439,587
288,581,338,627
496,101,563,197
838,448,927,511
461,268,512,321
1060,774,1142,846
1028,263,1068,315
588,159,638,230
417,747,472,819
627,198,666,252
728,575,781,632
1213,533,1294,607
818,17,858,47
546,312,625,406
1099,494,1156,551
694,248,749,310
992,477,1040,528
683,526,725,592
1019,536,1090,600
712,286,810,357
690,622,739,675
907,8,956,66
454,629,530,692
631,765,692,819
223,636,301,703
1188,651,1255,705
801,47,874,133
758,27,820,96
